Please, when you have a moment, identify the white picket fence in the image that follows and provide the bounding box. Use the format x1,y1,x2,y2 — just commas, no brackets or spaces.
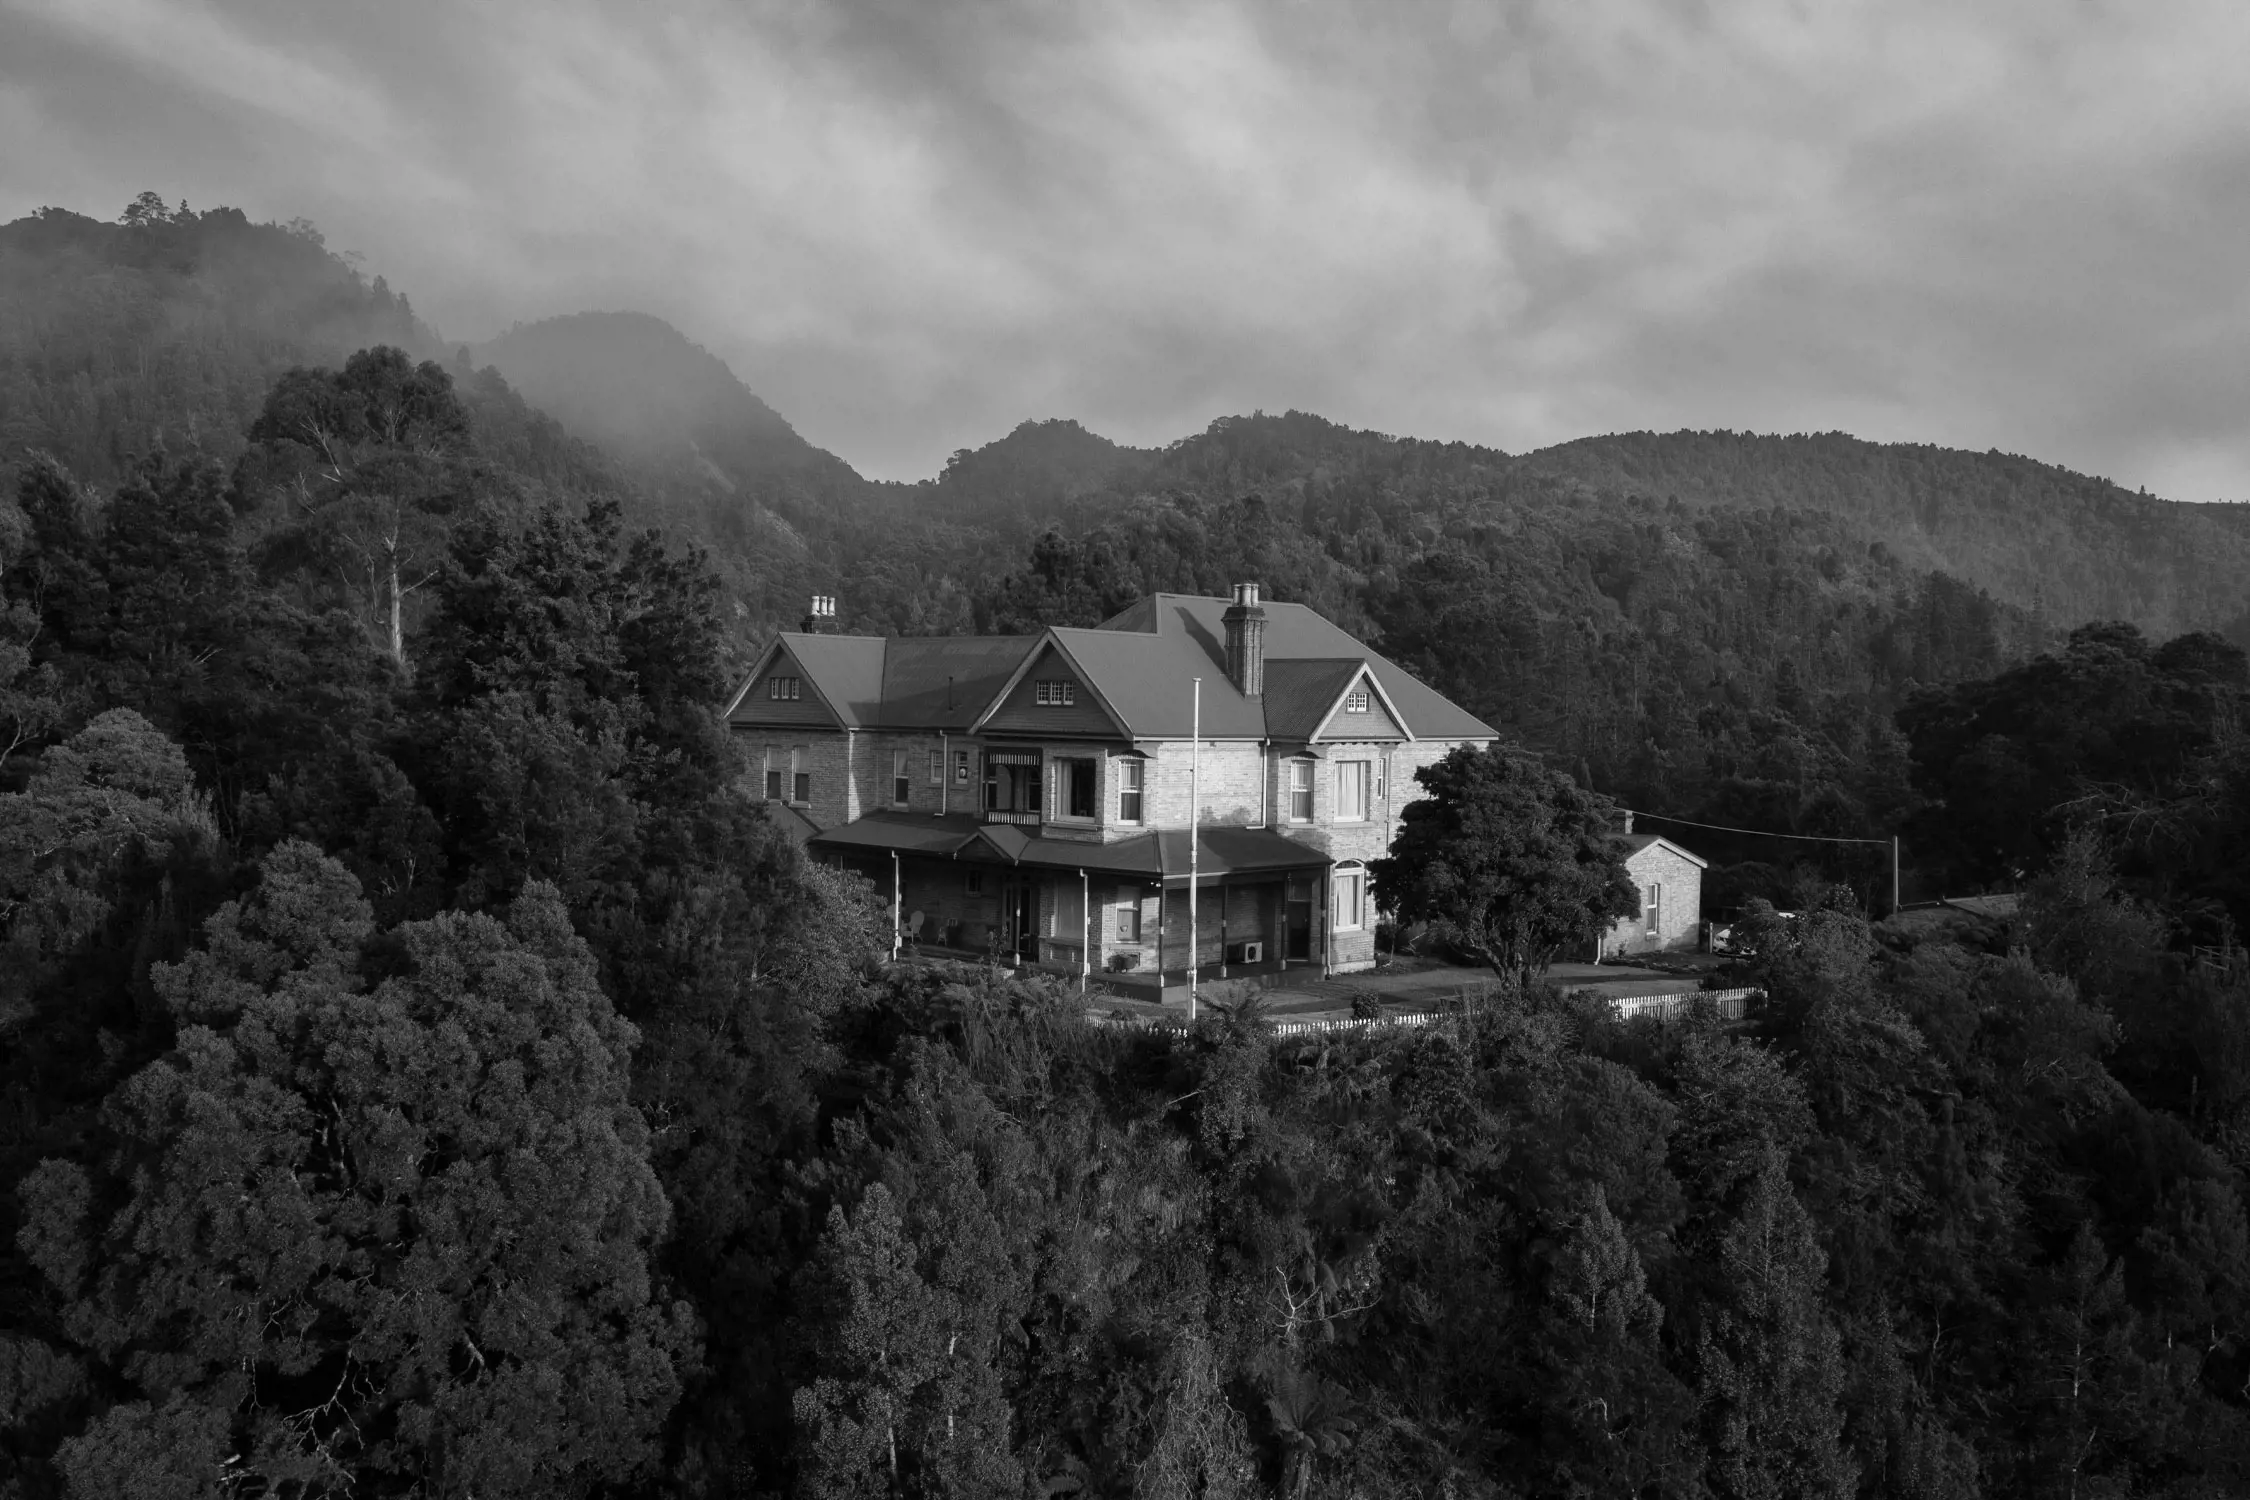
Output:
1091,986,1757,1036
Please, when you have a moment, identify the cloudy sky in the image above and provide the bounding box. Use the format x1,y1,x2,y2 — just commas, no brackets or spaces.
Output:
5,0,2248,497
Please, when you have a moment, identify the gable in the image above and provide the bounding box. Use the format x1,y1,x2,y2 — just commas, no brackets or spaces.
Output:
1622,835,1708,871
982,643,1129,738
726,641,845,729
1314,671,1408,742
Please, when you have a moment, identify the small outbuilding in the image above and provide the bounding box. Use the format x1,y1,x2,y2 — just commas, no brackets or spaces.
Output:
1602,826,1707,957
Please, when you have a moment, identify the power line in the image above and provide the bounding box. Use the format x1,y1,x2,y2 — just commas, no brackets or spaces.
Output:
1624,808,1891,847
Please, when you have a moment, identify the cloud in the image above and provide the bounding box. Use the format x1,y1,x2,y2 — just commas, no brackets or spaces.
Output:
3,0,2247,497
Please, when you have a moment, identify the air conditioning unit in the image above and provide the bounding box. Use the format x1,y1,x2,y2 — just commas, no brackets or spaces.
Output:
1228,940,1264,964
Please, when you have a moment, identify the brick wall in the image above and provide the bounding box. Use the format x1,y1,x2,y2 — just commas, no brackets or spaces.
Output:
1604,844,1705,956
1141,740,1267,827
738,729,859,830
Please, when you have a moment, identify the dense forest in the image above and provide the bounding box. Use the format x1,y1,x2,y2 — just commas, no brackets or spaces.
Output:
5,195,2250,1497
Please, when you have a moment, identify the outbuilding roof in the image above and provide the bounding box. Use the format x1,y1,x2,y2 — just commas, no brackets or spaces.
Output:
1619,832,1709,869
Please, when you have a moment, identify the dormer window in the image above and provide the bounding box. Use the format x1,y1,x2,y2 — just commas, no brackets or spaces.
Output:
1034,679,1077,707
767,675,802,701
1344,685,1369,713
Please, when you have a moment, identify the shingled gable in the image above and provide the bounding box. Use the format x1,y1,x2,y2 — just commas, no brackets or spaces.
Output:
1309,667,1410,742
724,633,1038,732
723,635,856,729
1095,593,1496,741
976,637,1133,738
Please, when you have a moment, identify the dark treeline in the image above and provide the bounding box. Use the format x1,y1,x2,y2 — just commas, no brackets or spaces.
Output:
5,198,2250,1497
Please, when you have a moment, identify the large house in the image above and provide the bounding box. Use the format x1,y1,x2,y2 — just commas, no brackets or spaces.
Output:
724,584,1496,1001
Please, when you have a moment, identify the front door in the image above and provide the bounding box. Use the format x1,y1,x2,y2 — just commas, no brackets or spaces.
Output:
1285,880,1314,962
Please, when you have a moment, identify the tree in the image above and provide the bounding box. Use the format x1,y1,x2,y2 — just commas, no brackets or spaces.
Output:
790,1181,1023,1499
1371,744,1637,984
18,842,694,1497
1697,1149,1857,1500
243,347,472,670
0,709,214,1026
1512,1185,1702,1497
116,191,175,228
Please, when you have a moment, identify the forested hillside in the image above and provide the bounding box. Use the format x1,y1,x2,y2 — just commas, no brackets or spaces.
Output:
1523,429,2250,639
6,193,2250,1498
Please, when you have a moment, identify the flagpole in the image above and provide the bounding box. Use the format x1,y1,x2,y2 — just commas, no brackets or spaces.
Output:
1189,677,1201,1022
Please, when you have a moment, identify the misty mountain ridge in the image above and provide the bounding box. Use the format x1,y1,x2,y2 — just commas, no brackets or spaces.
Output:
4,196,2247,649
470,310,861,496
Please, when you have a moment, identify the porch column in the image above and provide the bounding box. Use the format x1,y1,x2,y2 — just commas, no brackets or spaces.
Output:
891,851,901,961
1080,868,1090,994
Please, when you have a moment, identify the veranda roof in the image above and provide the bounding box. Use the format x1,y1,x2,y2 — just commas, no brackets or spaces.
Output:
807,811,1330,885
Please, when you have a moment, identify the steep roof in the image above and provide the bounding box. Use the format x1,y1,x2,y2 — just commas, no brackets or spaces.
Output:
1620,832,1709,869
1094,594,1498,741
1259,658,1365,741
730,591,1496,742
726,633,1036,731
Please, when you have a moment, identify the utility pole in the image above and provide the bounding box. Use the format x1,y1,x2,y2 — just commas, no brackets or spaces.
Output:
1189,677,1201,1022
1892,835,1901,917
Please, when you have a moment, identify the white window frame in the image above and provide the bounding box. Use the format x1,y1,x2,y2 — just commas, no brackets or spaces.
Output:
1054,756,1098,822
1287,759,1314,822
1117,757,1145,824
1334,866,1366,930
763,746,780,801
1335,760,1371,822
1034,679,1078,707
953,749,973,786
1344,686,1369,714
790,746,809,806
1645,882,1662,935
891,749,911,807
1116,899,1143,943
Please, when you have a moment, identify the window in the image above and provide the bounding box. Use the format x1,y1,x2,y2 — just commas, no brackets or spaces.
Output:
1049,758,1097,820
964,870,986,897
1117,758,1144,823
790,747,809,805
1644,883,1662,935
1288,760,1314,821
1334,867,1366,930
928,750,943,785
1116,899,1142,942
1344,685,1369,714
892,749,911,806
954,749,972,786
1335,760,1371,821
984,751,1042,815
1033,679,1077,706
766,675,801,701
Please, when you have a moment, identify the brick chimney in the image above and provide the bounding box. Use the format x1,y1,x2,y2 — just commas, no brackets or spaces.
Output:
1222,582,1266,698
